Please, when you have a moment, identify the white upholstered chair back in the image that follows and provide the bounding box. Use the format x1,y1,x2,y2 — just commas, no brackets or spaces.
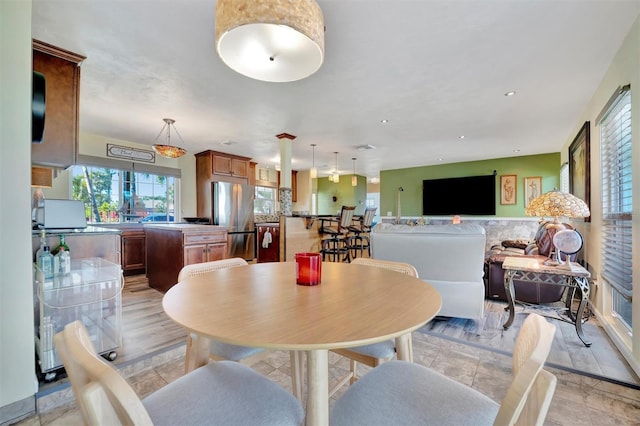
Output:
178,257,248,281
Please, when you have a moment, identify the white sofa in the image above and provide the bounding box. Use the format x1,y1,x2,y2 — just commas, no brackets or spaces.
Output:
370,223,486,319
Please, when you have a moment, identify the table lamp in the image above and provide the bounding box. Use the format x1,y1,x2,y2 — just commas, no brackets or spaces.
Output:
525,190,590,266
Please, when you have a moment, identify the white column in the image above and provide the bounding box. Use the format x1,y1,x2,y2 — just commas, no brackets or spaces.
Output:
277,133,295,216
280,137,292,188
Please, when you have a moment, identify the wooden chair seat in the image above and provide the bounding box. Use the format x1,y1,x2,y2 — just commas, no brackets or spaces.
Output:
178,258,268,366
331,314,557,426
329,258,419,395
55,321,304,426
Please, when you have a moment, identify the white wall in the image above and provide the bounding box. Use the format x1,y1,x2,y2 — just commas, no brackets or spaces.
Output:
292,169,312,213
0,0,38,421
561,14,640,374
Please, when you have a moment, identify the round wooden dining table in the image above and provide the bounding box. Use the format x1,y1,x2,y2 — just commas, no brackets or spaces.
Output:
163,261,442,426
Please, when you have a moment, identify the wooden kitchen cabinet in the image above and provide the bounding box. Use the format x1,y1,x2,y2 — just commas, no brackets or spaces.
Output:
256,223,280,263
145,224,228,292
213,154,249,178
120,229,146,276
183,233,228,265
195,150,252,219
32,39,85,168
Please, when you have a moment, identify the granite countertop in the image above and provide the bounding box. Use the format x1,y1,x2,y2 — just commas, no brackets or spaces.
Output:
143,223,227,231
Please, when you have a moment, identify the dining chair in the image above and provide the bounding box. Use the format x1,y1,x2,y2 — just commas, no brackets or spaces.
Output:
347,207,377,258
55,320,304,426
330,313,557,426
178,258,266,367
329,258,419,396
320,205,356,262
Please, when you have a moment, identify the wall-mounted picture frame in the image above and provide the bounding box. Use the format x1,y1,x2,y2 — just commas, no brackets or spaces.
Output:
500,174,517,205
524,176,542,208
569,121,590,222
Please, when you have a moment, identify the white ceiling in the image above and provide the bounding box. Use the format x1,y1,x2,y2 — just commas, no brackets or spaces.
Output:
31,0,640,179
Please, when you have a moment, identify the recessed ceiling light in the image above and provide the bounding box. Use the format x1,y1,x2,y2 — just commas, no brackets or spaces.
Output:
504,91,516,97
380,119,388,124
459,135,465,139
438,158,444,162
220,140,235,146
513,149,520,153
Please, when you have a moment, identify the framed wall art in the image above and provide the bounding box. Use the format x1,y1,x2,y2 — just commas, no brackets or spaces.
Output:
500,174,517,205
569,121,590,221
524,176,542,208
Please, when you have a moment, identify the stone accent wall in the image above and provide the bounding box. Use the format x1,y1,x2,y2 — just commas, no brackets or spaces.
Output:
254,214,280,223
279,187,292,216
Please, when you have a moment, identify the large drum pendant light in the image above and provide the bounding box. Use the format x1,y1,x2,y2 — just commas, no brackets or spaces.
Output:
215,0,325,82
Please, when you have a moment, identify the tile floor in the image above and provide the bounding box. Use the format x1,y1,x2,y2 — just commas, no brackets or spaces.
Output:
14,330,640,425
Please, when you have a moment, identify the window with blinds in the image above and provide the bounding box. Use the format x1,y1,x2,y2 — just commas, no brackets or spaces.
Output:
599,86,632,330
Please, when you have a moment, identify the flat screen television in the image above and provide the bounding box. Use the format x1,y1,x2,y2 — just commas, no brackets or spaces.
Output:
422,174,496,215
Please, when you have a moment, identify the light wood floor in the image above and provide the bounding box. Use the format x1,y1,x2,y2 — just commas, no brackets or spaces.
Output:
114,275,187,364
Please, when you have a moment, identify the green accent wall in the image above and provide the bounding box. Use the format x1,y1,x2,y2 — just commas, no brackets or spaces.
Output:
380,153,561,217
317,175,367,215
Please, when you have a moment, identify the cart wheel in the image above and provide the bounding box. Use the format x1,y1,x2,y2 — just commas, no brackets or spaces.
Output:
106,351,117,361
44,372,57,382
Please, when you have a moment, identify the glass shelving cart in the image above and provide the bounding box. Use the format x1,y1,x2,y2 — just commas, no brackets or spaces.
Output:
34,257,123,381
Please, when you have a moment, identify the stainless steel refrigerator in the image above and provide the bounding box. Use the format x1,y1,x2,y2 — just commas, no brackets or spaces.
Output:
212,182,256,260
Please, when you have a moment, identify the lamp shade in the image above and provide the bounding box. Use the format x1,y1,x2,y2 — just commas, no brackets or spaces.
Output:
215,0,325,82
525,191,590,220
152,118,187,159
152,144,187,159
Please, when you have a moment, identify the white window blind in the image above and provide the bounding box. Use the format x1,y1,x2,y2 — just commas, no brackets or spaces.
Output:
599,87,632,303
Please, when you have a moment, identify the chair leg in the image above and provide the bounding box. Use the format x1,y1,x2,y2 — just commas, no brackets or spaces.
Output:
349,359,358,384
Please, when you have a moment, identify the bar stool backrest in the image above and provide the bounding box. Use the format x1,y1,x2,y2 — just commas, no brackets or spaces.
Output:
338,206,356,234
361,207,377,230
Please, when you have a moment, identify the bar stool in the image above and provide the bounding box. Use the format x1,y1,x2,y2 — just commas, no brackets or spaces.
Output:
347,207,376,258
320,206,356,262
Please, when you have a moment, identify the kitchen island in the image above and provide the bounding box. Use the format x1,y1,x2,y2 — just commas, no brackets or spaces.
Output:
145,224,228,292
279,215,324,261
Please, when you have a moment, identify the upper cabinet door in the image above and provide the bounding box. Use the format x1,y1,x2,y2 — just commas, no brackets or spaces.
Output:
213,155,232,175
32,40,85,169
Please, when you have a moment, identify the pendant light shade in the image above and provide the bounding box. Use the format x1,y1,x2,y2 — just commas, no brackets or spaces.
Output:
351,157,357,186
152,118,187,159
310,143,317,178
332,152,339,183
215,0,325,82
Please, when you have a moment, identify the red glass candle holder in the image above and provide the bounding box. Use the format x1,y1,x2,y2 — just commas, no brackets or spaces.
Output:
295,252,322,286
